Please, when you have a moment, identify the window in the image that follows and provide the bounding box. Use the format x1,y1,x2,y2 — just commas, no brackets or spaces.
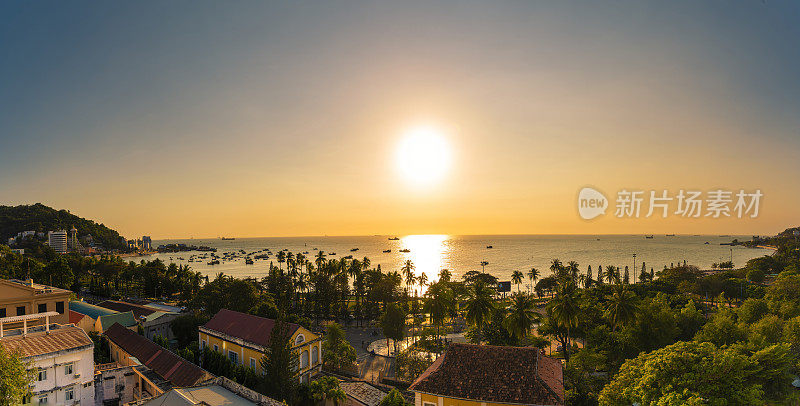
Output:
250,358,256,369
16,306,26,316
65,363,73,375
300,350,309,369
213,344,219,352
37,369,47,382
295,334,305,346
56,301,65,314
65,387,74,401
228,351,238,364
0,308,5,318
311,346,319,365
38,303,47,313
38,396,47,405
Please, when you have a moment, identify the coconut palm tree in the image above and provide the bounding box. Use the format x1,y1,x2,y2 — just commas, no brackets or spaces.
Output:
605,286,638,332
547,281,580,361
503,293,539,339
464,282,495,330
315,251,326,272
417,272,428,296
527,267,539,292
438,269,452,282
511,270,524,293
567,261,580,282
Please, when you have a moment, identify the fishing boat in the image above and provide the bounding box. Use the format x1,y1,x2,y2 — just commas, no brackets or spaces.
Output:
350,248,359,252
388,237,399,240
245,258,254,265
486,245,493,249
221,237,235,240
645,235,654,239
383,249,391,253
399,249,410,253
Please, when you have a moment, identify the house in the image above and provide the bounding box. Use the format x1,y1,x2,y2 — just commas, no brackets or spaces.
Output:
0,315,95,405
132,376,284,406
0,279,70,327
69,310,95,332
104,323,213,400
340,381,388,406
199,309,323,383
70,300,118,332
97,311,138,333
408,343,564,406
95,300,179,339
94,362,137,405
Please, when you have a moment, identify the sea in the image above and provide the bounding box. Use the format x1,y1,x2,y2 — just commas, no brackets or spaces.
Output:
128,235,772,287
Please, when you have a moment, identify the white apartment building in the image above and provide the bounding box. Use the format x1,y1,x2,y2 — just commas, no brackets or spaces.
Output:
48,230,68,254
0,313,95,405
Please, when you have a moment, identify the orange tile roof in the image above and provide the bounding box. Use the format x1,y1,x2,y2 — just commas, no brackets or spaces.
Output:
0,325,92,358
408,343,564,406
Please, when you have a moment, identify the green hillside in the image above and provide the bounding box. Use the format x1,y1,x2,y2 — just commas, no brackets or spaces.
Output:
0,203,127,251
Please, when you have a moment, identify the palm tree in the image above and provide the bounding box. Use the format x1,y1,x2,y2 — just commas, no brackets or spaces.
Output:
417,272,428,296
503,293,539,339
547,281,579,361
401,260,416,290
511,270,524,293
550,259,563,277
527,267,539,292
464,282,495,330
315,251,326,272
605,265,618,285
438,269,452,282
567,261,580,282
605,286,638,332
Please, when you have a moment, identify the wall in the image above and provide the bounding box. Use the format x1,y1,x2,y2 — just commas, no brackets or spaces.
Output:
29,346,95,405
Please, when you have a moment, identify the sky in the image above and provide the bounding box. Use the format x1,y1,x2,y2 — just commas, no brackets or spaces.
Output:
1,1,799,239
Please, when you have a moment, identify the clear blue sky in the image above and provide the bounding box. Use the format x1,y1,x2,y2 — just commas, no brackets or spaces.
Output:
1,1,798,238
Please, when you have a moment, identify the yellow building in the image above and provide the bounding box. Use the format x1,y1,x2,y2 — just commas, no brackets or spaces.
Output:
408,343,564,406
0,279,70,328
199,309,323,382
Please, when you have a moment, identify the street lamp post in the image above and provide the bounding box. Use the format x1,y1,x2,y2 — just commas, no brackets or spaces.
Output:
633,253,637,283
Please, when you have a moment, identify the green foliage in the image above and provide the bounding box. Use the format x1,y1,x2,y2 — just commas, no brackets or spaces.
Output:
379,388,411,406
89,331,111,364
0,203,126,251
380,303,407,354
200,347,261,389
0,345,34,406
396,348,435,382
322,323,356,372
171,313,209,348
309,376,347,406
600,341,767,406
738,298,769,324
694,309,748,346
260,318,299,403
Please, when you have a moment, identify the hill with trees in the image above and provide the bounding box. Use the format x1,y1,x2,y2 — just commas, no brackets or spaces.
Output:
0,203,126,251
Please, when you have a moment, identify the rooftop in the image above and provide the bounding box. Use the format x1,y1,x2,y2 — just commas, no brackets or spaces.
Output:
136,377,283,406
2,279,71,295
340,381,387,406
70,300,118,320
0,324,93,359
97,300,160,318
98,311,137,331
104,323,211,387
201,309,301,348
408,343,564,406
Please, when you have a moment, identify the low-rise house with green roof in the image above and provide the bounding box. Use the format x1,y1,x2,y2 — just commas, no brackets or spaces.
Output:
70,300,119,333
97,311,137,333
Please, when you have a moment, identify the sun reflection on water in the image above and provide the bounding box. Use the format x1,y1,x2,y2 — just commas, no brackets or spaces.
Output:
399,234,450,291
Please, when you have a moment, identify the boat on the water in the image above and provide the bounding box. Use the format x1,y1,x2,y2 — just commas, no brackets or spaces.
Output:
245,258,254,265
399,249,410,253
388,237,399,240
383,249,391,253
645,235,654,239
486,245,493,249
221,237,235,240
350,248,359,252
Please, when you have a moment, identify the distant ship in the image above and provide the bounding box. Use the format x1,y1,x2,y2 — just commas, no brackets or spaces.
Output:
388,237,400,240
665,234,676,237
221,237,235,240
645,235,654,239
399,249,410,253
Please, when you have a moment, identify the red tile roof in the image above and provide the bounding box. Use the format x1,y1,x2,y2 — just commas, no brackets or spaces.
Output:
408,343,564,406
104,323,212,387
69,310,85,324
201,309,300,348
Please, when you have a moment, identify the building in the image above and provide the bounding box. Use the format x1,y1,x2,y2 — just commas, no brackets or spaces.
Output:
70,300,118,332
96,311,138,333
94,362,137,405
141,236,152,250
408,343,564,406
104,323,213,400
0,317,95,405
96,300,179,339
340,381,388,406
0,279,70,327
133,377,283,406
199,309,323,382
48,230,68,254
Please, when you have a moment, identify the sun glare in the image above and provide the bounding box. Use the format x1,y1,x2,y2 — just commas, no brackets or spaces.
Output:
395,126,452,187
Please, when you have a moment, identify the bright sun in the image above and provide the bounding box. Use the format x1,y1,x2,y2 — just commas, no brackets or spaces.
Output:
395,126,452,187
